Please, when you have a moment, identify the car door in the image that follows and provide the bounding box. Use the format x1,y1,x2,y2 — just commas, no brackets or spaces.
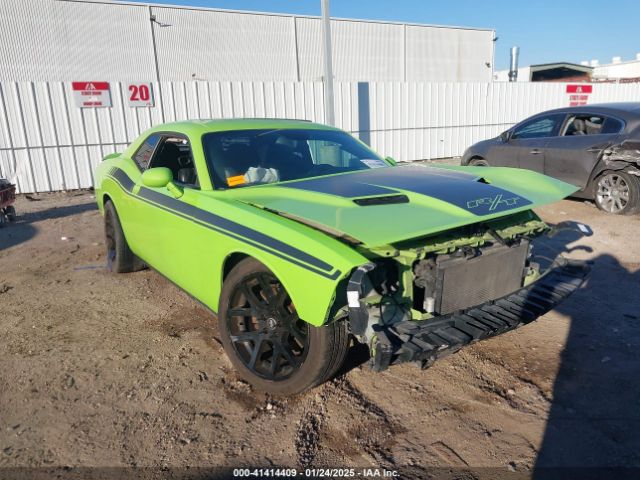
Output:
505,113,567,174
127,134,213,296
482,135,519,167
543,114,625,189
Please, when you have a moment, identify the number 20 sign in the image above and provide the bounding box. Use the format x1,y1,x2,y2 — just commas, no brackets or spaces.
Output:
126,82,154,107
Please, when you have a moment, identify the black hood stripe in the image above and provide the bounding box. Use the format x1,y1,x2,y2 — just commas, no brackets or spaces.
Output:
281,166,532,215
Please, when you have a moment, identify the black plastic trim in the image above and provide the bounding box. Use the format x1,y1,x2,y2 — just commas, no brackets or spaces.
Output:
369,258,590,372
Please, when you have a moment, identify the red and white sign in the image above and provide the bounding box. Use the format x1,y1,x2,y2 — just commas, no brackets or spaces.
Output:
72,82,112,108
566,84,593,94
126,82,154,107
566,84,593,106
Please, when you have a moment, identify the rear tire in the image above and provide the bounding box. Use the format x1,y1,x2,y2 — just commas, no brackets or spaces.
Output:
104,200,146,273
469,158,489,167
218,258,350,395
594,170,640,215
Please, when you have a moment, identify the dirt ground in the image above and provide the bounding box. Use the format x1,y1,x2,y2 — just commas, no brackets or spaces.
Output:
1,190,639,479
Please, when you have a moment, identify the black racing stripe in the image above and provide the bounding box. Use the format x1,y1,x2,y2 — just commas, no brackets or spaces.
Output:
111,168,135,192
134,188,342,281
105,169,340,279
363,166,533,215
136,187,334,273
281,175,395,198
281,165,531,215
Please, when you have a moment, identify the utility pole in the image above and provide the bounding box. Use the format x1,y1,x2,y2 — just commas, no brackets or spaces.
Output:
321,0,335,125
149,6,165,122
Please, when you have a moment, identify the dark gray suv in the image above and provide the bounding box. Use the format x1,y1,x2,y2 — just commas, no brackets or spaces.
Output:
461,103,640,214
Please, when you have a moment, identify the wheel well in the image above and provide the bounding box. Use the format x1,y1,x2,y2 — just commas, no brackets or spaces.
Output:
222,253,251,281
588,168,620,197
588,163,638,195
466,156,488,167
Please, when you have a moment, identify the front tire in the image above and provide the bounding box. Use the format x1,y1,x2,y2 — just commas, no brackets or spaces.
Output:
219,258,349,395
594,171,640,215
104,200,146,273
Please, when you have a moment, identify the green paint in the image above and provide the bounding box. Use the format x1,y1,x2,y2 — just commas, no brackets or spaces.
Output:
94,119,576,327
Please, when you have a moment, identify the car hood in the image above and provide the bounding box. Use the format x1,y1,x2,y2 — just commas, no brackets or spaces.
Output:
224,164,577,247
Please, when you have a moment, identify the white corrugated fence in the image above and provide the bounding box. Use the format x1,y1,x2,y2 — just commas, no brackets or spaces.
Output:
1,80,639,193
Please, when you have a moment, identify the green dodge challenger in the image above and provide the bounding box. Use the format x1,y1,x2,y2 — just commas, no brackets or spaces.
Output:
94,119,590,395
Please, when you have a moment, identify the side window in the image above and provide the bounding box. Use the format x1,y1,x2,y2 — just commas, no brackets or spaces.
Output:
602,117,624,134
512,114,565,140
563,115,606,136
148,136,199,187
133,134,160,170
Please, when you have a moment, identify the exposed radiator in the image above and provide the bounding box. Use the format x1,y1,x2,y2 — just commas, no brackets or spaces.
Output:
434,242,529,315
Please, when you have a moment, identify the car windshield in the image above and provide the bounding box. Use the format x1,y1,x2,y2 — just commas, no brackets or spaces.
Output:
202,128,388,189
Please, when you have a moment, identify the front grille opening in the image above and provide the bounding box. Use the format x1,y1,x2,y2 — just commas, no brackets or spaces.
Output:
413,241,529,315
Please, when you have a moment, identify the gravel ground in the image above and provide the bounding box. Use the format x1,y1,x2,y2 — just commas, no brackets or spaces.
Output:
0,190,639,479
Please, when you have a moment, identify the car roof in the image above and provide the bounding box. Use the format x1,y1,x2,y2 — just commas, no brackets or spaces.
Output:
145,118,338,136
543,102,640,117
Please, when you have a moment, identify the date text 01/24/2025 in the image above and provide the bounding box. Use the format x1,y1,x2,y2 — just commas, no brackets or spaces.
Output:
232,468,400,477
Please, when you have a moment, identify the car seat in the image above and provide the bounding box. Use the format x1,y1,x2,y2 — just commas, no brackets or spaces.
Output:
264,143,313,181
208,142,260,187
152,142,182,172
177,167,198,186
585,119,602,135
572,118,587,135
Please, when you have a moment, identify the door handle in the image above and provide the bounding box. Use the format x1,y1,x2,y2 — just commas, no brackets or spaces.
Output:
529,149,541,155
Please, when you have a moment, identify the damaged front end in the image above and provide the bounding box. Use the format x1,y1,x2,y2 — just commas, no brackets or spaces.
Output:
345,210,591,372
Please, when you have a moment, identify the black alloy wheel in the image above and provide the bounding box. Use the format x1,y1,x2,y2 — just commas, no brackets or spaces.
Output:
226,271,309,381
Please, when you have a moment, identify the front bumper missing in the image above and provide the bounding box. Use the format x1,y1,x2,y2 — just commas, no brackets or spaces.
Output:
368,258,590,372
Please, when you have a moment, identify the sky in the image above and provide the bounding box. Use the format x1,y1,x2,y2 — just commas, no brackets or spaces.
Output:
121,0,640,70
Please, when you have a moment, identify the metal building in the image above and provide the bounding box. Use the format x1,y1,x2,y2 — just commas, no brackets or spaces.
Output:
0,0,496,83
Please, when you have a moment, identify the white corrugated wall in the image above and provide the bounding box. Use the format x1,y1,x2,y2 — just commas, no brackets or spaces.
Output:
152,7,299,82
2,80,640,193
296,17,406,82
405,26,495,82
0,0,157,82
0,0,494,83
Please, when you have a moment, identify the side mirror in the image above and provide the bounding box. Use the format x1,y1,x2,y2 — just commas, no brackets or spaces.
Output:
141,167,183,198
385,156,397,166
142,167,173,188
500,131,512,143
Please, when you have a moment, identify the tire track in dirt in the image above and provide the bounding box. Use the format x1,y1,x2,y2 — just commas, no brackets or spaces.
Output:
294,385,330,467
294,375,405,468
